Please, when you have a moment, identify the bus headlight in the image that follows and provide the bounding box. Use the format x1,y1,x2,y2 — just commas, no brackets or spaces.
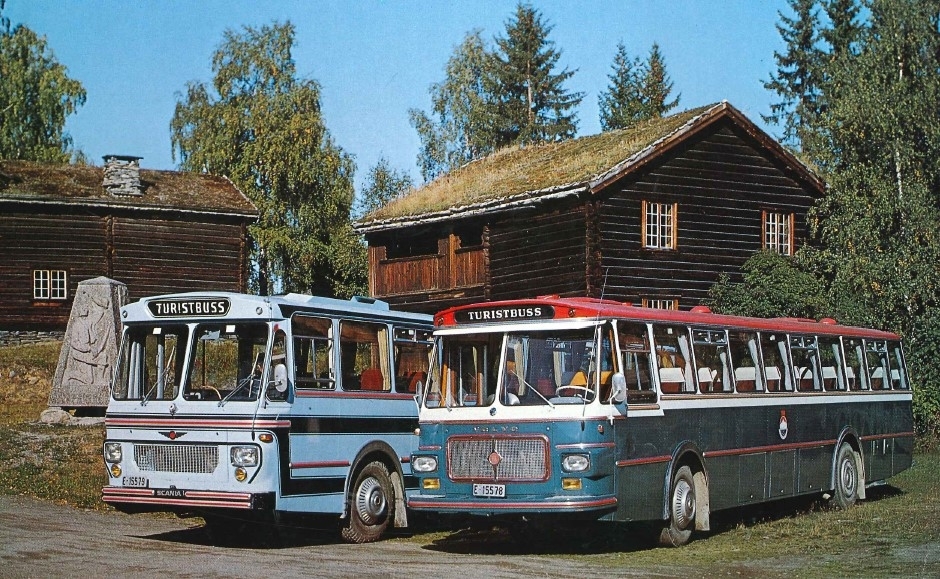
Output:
412,456,438,473
231,446,259,467
561,453,590,472
104,442,123,464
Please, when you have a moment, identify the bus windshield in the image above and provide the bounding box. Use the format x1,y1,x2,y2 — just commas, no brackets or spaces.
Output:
184,323,270,402
425,326,605,408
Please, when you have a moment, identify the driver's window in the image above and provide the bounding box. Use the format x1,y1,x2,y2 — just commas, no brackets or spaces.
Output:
617,322,655,403
266,329,289,401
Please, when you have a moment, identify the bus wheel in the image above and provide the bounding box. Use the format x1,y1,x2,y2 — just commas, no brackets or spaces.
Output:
659,465,695,547
341,460,394,543
831,443,859,509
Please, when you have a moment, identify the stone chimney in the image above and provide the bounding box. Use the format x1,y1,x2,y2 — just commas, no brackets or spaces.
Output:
102,155,143,196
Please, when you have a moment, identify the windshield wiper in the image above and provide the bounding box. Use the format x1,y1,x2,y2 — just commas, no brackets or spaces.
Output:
218,376,255,407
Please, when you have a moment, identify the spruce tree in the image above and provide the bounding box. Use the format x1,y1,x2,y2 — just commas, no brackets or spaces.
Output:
484,3,583,147
764,0,824,149
598,42,644,131
639,43,680,120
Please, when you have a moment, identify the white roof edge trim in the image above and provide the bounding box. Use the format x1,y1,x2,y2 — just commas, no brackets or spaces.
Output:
434,319,605,336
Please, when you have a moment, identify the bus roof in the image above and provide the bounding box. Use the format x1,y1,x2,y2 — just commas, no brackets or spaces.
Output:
121,291,433,326
434,296,900,341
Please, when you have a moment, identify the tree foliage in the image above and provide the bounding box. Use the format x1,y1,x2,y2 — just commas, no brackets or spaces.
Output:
708,251,828,319
484,3,583,147
356,157,414,219
409,31,492,182
763,0,824,149
171,21,361,298
411,3,583,182
599,42,680,132
758,0,940,435
0,2,85,163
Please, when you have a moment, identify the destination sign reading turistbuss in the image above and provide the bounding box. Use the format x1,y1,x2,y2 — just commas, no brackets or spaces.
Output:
454,305,555,324
147,297,231,318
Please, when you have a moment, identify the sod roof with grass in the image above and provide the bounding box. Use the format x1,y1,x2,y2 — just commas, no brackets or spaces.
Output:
356,102,821,233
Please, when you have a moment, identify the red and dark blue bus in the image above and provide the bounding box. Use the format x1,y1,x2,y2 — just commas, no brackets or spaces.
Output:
408,296,913,545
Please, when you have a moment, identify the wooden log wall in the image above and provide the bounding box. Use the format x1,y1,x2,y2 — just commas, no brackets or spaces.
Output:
0,209,250,330
488,203,587,301
596,122,816,309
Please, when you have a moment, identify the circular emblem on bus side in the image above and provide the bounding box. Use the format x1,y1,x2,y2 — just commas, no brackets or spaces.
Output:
779,410,789,440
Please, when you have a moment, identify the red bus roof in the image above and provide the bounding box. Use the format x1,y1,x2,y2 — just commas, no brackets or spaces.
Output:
434,296,900,341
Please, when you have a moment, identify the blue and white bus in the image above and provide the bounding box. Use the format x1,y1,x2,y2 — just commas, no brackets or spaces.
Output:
102,292,433,543
408,296,914,546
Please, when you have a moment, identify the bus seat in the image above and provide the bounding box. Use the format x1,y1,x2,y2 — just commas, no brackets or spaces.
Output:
870,367,885,390
407,371,426,393
822,366,838,390
535,378,555,397
360,368,384,390
698,367,717,392
845,367,857,390
565,371,587,386
795,367,815,391
659,367,684,394
765,366,781,391
735,366,756,392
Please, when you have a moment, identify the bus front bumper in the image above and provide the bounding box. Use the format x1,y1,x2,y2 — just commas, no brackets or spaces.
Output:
102,486,275,513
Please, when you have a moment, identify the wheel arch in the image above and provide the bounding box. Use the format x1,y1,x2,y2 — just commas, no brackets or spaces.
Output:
832,427,866,500
345,440,408,527
662,441,710,531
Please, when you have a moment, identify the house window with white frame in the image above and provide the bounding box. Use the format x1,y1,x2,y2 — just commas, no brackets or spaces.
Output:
642,298,679,310
763,211,794,255
33,269,68,300
642,201,677,250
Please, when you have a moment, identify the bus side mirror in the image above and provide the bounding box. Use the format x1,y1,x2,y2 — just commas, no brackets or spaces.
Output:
273,363,289,393
414,380,424,405
610,372,627,404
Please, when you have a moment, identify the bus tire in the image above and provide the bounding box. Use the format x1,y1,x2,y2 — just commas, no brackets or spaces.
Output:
831,442,859,509
659,465,696,547
341,460,394,543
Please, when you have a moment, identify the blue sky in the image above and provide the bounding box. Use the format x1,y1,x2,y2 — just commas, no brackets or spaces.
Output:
7,1,790,192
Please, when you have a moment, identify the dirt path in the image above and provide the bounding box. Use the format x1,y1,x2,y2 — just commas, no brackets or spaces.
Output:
0,496,661,578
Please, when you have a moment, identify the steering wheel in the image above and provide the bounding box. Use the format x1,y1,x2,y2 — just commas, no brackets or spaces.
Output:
555,385,593,399
204,386,221,399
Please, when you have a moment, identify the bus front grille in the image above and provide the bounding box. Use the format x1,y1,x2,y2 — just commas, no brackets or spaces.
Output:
447,436,549,482
134,444,220,474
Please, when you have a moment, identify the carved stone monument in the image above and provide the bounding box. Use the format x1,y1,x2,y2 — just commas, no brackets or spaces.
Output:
49,277,128,412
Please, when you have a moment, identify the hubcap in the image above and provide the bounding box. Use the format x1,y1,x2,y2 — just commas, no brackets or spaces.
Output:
671,478,695,530
355,477,387,525
840,457,857,496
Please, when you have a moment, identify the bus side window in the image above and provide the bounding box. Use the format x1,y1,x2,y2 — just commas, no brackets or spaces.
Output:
818,336,845,391
652,325,694,394
889,341,909,390
865,340,891,391
790,335,821,392
691,329,731,394
340,320,390,392
617,322,655,403
393,328,432,394
844,338,865,390
760,332,790,392
292,316,334,390
729,331,761,392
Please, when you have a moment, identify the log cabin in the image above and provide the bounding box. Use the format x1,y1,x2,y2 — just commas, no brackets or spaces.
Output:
354,102,824,314
0,155,257,330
